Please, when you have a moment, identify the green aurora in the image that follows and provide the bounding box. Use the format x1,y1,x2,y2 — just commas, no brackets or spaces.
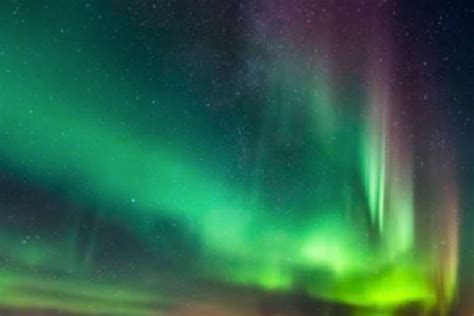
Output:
0,1,466,315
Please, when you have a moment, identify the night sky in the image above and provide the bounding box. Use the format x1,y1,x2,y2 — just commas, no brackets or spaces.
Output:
0,1,473,315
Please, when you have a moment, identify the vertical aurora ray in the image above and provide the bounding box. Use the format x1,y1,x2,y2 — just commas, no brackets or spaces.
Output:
362,58,415,259
362,86,388,233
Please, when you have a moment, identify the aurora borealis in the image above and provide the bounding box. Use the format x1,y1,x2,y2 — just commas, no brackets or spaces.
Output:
1,0,473,315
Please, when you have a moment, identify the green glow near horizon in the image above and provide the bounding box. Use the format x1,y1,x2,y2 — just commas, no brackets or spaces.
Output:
0,270,167,316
